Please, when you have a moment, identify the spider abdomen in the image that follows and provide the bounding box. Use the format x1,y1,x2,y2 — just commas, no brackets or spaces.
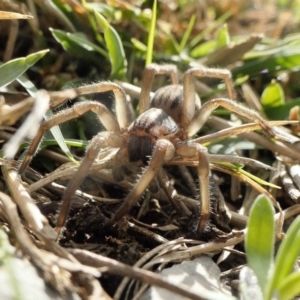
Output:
150,84,201,124
128,108,178,164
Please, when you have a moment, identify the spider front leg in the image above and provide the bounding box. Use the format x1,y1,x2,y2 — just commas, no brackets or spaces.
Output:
105,139,175,227
175,142,210,235
50,82,131,128
140,64,179,113
56,131,124,233
186,97,282,138
182,67,234,127
18,101,120,174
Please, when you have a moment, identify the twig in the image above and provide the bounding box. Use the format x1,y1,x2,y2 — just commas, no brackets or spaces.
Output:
68,248,208,300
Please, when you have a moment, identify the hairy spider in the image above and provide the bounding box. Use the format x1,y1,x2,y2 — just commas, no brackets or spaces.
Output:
18,64,282,237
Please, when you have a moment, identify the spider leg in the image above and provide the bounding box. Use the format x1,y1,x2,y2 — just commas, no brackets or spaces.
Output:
182,67,234,127
105,139,175,227
0,94,34,126
19,101,120,174
186,97,281,138
157,168,192,216
56,131,124,233
140,64,179,114
49,82,131,128
175,142,210,236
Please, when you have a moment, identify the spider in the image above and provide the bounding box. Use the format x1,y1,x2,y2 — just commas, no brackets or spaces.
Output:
18,64,282,237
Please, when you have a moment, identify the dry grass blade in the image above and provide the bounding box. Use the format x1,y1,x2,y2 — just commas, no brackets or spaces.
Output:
287,164,300,189
207,116,300,161
204,34,263,66
281,165,300,203
3,90,50,159
27,149,130,193
231,204,300,228
0,157,22,168
168,154,276,170
0,11,33,19
2,166,56,239
128,222,169,244
0,191,73,294
193,120,298,144
211,164,280,208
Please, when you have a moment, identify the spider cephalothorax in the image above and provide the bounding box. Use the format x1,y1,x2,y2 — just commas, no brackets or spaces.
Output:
127,108,179,164
18,63,283,237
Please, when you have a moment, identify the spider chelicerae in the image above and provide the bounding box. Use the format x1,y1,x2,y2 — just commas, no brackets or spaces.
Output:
18,64,283,236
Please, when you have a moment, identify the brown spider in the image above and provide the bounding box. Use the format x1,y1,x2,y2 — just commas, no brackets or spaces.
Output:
18,64,282,237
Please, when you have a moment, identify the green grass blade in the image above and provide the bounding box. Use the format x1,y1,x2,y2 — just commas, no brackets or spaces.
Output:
190,10,231,48
261,80,285,108
190,40,217,58
237,168,280,189
245,195,275,294
264,97,300,120
92,9,127,78
16,74,39,96
146,0,157,66
50,28,108,57
216,24,230,48
277,272,300,300
265,215,300,299
131,38,147,52
81,0,104,44
16,75,76,163
0,50,49,88
244,36,300,60
233,48,300,77
217,162,280,189
19,139,87,151
160,29,181,54
44,111,77,163
179,14,196,52
81,0,127,78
